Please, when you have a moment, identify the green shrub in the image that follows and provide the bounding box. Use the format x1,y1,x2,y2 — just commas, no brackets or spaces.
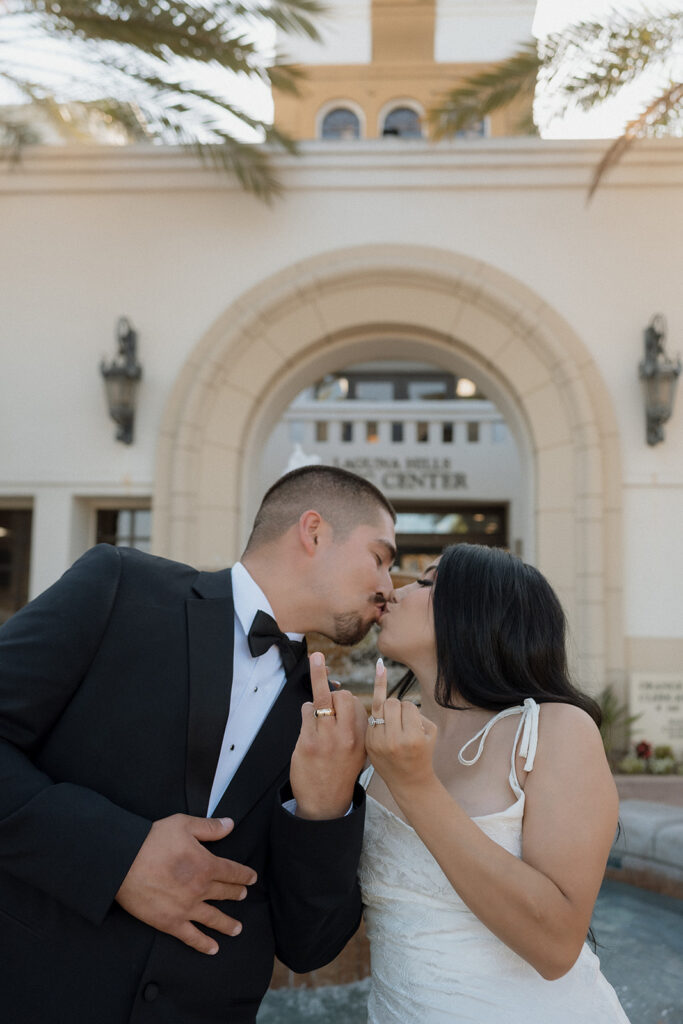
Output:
617,756,646,774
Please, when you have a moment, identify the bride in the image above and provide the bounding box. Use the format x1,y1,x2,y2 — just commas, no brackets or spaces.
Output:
360,543,630,1023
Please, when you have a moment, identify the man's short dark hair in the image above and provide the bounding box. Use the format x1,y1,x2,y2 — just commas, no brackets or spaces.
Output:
245,465,396,550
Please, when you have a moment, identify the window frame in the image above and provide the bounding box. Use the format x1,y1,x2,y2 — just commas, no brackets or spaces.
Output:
316,100,366,140
377,98,425,139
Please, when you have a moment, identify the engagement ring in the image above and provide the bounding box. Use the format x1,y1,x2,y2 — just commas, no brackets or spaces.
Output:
368,715,385,727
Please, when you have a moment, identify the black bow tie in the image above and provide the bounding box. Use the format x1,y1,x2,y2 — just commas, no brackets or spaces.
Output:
247,610,306,674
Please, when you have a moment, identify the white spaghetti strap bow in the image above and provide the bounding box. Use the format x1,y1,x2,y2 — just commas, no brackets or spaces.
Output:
517,698,540,772
458,698,540,773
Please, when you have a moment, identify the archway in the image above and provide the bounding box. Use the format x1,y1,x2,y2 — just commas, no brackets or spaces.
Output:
154,244,623,693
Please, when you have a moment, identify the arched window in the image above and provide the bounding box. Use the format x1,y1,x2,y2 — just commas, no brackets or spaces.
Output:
321,108,361,140
382,106,422,139
455,120,487,139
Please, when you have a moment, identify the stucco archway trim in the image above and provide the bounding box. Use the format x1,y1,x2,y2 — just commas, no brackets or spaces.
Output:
154,244,623,691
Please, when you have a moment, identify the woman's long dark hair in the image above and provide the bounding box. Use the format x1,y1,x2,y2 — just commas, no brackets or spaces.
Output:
393,543,601,726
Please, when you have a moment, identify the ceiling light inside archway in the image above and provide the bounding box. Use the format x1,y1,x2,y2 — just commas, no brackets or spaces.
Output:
456,377,477,397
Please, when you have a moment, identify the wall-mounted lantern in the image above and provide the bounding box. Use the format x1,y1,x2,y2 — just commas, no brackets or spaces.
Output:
639,315,680,446
100,318,142,444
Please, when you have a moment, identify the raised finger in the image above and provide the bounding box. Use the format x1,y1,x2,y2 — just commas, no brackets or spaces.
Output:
309,651,334,713
371,657,388,718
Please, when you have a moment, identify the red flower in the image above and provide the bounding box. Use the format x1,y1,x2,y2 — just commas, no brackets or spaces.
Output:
636,741,652,760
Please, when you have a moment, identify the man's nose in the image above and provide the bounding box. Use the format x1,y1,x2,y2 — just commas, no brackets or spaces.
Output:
379,567,395,599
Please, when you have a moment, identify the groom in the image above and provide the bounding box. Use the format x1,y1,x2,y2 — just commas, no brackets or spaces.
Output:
0,465,396,1024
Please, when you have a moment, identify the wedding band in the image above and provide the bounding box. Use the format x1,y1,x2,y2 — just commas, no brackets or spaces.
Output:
314,707,336,718
368,715,385,727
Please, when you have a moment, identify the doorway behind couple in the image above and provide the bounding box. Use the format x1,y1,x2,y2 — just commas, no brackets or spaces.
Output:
259,357,524,697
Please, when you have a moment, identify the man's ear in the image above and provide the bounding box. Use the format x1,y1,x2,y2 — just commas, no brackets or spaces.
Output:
298,510,323,555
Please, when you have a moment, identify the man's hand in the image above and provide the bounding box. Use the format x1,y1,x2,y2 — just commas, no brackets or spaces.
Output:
290,652,367,819
115,814,257,955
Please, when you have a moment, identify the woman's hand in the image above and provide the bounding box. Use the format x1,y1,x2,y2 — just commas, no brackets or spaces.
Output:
365,659,438,797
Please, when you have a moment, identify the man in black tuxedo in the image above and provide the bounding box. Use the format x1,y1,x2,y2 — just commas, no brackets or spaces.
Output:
0,465,397,1024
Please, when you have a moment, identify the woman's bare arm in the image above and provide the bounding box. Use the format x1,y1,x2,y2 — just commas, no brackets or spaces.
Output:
366,696,618,980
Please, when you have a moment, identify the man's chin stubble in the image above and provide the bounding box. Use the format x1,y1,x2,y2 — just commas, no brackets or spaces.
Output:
331,612,371,646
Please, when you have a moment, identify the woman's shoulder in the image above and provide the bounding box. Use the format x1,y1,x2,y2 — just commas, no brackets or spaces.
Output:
537,700,599,733
534,701,605,761
535,701,610,773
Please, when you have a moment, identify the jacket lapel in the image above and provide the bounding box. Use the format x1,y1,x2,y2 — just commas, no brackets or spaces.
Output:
212,647,312,826
185,568,234,816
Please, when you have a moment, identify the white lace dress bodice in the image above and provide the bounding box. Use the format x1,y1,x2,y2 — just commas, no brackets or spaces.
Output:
358,699,631,1024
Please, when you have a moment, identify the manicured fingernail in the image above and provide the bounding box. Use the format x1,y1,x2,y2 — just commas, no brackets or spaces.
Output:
376,657,384,672
311,652,324,666
208,945,219,955
232,924,242,936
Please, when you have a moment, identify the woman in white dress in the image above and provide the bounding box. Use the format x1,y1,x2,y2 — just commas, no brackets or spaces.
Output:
360,543,630,1023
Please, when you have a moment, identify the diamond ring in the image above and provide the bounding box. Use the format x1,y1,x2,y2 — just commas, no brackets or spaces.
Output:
368,715,386,727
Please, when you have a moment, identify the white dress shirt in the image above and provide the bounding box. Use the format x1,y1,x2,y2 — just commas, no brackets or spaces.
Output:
206,561,304,817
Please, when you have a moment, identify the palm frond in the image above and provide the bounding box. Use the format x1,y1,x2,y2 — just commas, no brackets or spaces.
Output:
86,56,300,150
0,108,40,162
266,61,307,96
430,8,682,133
543,10,683,109
11,1,262,72
0,0,325,197
588,80,683,198
430,42,540,138
231,1,325,42
71,57,300,192
192,138,283,200
0,71,99,141
428,7,682,196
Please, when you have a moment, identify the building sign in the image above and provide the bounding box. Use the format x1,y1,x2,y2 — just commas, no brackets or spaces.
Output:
630,673,683,757
331,456,467,492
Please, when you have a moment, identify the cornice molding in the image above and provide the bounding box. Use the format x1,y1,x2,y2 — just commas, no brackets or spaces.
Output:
2,137,682,194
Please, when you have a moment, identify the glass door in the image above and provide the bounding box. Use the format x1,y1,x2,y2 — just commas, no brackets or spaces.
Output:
393,503,508,574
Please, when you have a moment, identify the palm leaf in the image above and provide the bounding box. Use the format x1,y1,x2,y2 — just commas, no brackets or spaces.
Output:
0,0,327,198
430,41,540,137
588,80,683,198
428,7,682,197
545,10,683,107
231,1,324,42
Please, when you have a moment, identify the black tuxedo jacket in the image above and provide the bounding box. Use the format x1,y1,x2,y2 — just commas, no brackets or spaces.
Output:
0,545,364,1024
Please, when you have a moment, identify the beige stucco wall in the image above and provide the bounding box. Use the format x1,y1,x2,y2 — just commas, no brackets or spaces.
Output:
273,0,533,140
273,60,529,140
1,138,682,704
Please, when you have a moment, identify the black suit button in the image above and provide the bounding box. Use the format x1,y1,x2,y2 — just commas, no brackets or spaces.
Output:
143,983,160,1002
